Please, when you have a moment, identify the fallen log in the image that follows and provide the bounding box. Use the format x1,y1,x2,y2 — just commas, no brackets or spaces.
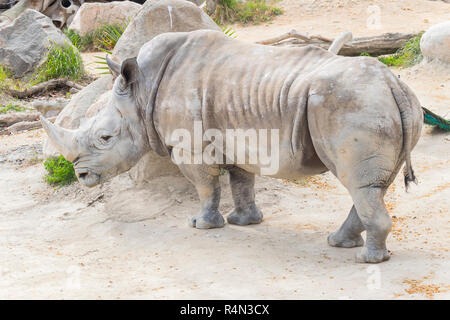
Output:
5,78,84,99
0,116,56,135
0,111,40,127
257,30,332,45
258,30,420,56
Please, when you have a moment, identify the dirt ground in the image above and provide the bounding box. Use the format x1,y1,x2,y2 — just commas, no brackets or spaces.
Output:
232,0,450,42
1,0,449,299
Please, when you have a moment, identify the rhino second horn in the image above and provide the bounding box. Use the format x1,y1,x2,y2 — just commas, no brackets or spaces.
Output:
40,116,78,162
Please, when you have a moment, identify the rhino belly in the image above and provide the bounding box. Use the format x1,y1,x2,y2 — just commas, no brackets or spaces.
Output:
229,137,328,179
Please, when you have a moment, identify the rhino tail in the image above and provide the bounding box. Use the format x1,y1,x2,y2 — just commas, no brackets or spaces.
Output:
391,84,418,191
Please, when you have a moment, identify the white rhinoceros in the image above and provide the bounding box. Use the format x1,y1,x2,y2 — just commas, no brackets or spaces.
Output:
41,30,423,263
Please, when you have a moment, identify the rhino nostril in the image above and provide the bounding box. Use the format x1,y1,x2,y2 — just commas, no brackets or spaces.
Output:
101,135,113,142
78,172,88,179
52,21,62,28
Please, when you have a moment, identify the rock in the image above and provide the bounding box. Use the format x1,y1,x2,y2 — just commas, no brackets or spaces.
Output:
45,0,220,182
421,21,450,64
0,0,15,9
0,9,73,77
113,0,220,60
186,0,204,5
128,152,183,183
56,75,113,130
42,0,83,29
31,98,69,118
68,1,142,36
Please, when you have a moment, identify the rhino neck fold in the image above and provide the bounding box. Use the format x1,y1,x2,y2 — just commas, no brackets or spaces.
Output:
140,49,177,157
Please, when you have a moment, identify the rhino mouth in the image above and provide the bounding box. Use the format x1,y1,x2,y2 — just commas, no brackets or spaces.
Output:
75,168,100,187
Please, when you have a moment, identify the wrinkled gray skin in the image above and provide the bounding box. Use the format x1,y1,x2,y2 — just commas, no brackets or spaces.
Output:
41,30,423,263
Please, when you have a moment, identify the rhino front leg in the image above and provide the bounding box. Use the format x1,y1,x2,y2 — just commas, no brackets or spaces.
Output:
328,205,365,248
227,166,263,226
178,163,225,229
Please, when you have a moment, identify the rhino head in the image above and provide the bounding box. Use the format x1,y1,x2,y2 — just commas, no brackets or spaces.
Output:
41,57,150,187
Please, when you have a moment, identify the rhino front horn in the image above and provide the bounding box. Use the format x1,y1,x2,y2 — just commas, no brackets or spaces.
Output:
40,116,79,162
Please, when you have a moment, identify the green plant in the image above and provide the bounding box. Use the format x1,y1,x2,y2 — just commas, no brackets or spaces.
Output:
212,0,283,25
0,65,18,90
63,28,82,49
44,155,77,186
0,65,13,82
64,23,127,52
0,103,26,113
64,28,95,51
222,25,238,38
378,33,424,67
360,52,371,56
95,23,126,51
33,41,85,83
0,65,38,92
89,23,127,75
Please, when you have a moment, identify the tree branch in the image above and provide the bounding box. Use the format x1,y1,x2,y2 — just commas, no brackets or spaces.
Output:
5,78,84,99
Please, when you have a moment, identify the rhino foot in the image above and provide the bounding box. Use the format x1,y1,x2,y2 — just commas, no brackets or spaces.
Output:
356,247,391,264
227,204,263,226
327,231,364,248
189,210,225,229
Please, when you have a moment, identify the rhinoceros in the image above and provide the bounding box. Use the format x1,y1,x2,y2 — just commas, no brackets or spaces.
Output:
41,30,423,263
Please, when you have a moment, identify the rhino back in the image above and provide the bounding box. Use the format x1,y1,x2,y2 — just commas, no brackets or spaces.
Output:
155,31,336,129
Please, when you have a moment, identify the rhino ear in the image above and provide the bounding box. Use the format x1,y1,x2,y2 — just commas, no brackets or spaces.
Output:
120,57,139,86
106,55,121,78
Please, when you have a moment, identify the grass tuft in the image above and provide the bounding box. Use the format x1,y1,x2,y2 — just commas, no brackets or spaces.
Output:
222,25,238,38
63,23,127,52
378,33,424,67
33,41,85,83
95,24,126,51
212,0,283,25
44,155,77,186
63,28,83,49
0,103,26,114
0,65,21,90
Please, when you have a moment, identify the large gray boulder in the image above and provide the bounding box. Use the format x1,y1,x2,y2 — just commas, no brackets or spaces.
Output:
420,21,450,64
113,0,220,60
44,0,219,181
0,9,72,77
68,1,142,36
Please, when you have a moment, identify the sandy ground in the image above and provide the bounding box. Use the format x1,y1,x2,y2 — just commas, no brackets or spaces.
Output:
1,0,449,300
231,0,450,42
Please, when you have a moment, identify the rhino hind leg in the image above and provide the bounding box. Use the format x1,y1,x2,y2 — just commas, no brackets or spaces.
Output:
226,166,263,226
350,186,392,263
328,205,365,248
178,163,225,229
